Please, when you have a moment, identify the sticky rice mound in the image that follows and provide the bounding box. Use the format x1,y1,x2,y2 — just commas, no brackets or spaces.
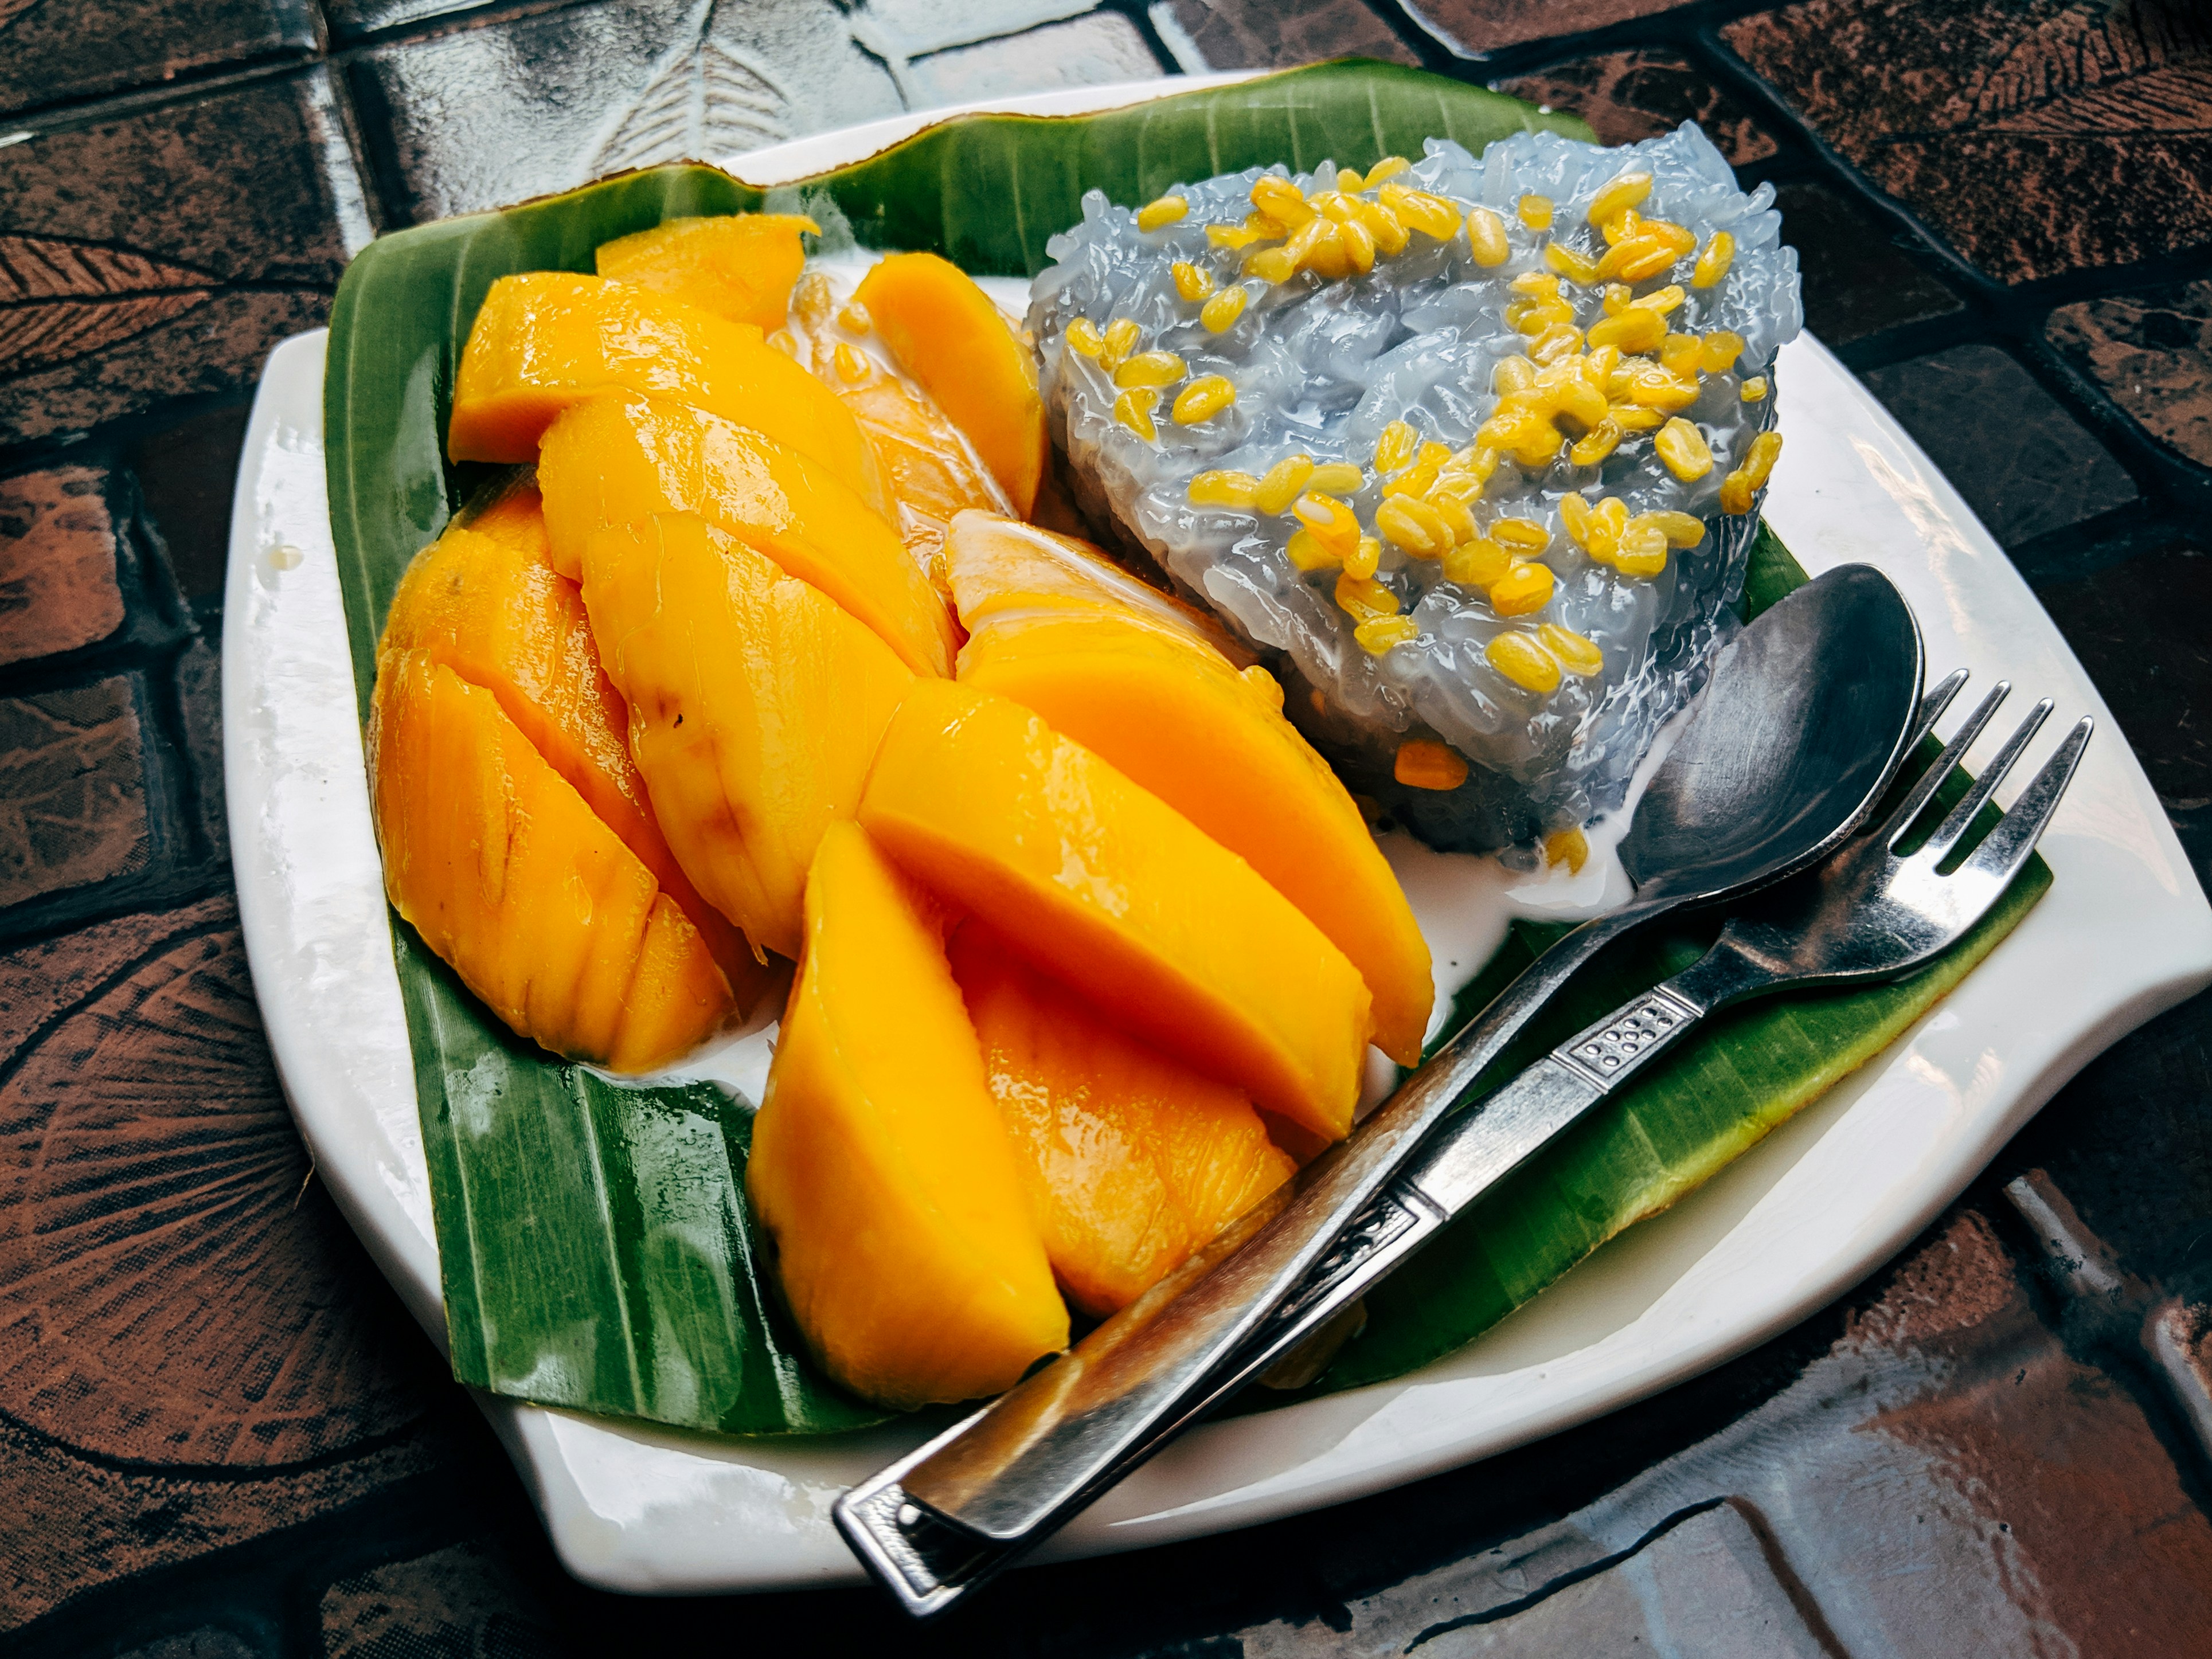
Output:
1027,123,1801,851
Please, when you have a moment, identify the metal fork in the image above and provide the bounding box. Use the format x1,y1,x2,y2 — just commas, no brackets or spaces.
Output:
837,678,2090,1614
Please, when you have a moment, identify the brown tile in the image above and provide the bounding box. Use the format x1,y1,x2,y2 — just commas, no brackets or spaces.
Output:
1151,0,1418,72
1776,180,1964,347
2031,538,2209,821
0,897,446,1630
1859,343,2138,546
1403,0,1700,57
2045,277,2212,472
0,0,316,122
1725,0,2212,285
1498,49,1777,165
0,71,370,445
130,403,255,605
0,467,126,667
174,639,228,862
0,676,152,910
349,0,906,224
319,1539,570,1657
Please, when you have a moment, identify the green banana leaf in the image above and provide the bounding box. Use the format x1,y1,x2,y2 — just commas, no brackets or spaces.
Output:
322,61,2046,1439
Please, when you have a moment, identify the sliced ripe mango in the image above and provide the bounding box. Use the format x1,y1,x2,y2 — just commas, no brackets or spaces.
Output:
447,272,878,508
538,390,955,678
944,509,1251,663
747,823,1067,1408
379,497,770,1004
577,512,913,962
951,924,1295,1317
854,253,1047,517
787,275,1009,576
859,680,1373,1142
368,649,733,1072
593,213,817,331
949,518,1433,1066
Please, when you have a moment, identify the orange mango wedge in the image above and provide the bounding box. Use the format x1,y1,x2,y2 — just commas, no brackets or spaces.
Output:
538,390,955,678
593,212,817,331
379,489,769,1001
447,272,879,511
368,649,733,1073
952,925,1295,1317
747,823,1067,1408
854,252,1047,517
947,514,1434,1065
859,680,1373,1142
576,512,913,962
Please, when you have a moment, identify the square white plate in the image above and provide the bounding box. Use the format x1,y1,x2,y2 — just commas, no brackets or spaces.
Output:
224,79,2212,1594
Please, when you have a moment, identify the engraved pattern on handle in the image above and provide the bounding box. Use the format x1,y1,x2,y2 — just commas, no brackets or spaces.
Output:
1551,984,1702,1091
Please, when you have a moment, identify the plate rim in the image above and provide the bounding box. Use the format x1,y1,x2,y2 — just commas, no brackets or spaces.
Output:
225,80,2212,1595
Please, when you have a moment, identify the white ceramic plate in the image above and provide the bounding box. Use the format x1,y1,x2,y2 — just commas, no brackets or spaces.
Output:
225,80,2212,1594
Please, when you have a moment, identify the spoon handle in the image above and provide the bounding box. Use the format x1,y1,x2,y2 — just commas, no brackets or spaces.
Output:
834,902,1657,1615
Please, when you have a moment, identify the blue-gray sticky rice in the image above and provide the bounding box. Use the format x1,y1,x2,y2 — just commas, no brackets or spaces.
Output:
1026,124,1802,852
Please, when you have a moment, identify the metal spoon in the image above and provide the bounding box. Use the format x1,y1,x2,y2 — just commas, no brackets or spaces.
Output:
839,564,1932,1616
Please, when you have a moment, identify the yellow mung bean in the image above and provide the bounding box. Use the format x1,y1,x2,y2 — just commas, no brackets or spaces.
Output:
1136,194,1189,232
1539,623,1605,678
1201,284,1249,332
1345,534,1382,580
1100,316,1142,370
1609,402,1665,431
1636,508,1706,548
1492,517,1551,551
1293,491,1361,558
1381,184,1462,241
1655,417,1714,480
1065,316,1104,357
1207,221,1265,251
1693,230,1735,287
1487,631,1562,692
1172,260,1215,302
1601,207,1642,248
1394,739,1469,791
1427,488,1476,542
1356,616,1421,655
1444,537,1512,587
1256,454,1315,514
1660,332,1703,376
1546,242,1602,284
1490,560,1556,616
1740,375,1769,401
1517,194,1554,230
1466,205,1510,267
1115,350,1186,389
1341,217,1378,273
1334,570,1398,621
1285,527,1338,570
1530,322,1584,363
1244,246,1299,284
1631,284,1686,315
1569,418,1623,466
1742,429,1784,484
1373,419,1418,474
831,342,872,382
1113,388,1159,440
1173,375,1237,424
1587,171,1654,226
1560,492,1593,548
1309,460,1365,494
837,301,871,334
1356,197,1410,256
1251,175,1315,225
1699,330,1745,373
1545,825,1591,872
1377,494,1453,557
1586,307,1666,353
1364,155,1410,187
1495,355,1539,396
1188,469,1262,508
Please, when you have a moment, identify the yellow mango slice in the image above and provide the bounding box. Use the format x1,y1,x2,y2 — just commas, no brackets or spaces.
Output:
747,823,1067,1408
368,649,733,1073
951,924,1295,1317
787,274,1009,576
379,491,770,1004
538,390,955,678
948,517,1433,1065
593,213,817,331
576,512,912,962
854,253,1047,517
859,680,1372,1142
447,273,878,511
944,509,1250,662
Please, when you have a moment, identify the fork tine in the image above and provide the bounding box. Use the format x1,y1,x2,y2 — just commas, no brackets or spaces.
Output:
1961,717,2092,888
1882,680,2010,848
1920,697,2054,863
1910,668,1971,754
